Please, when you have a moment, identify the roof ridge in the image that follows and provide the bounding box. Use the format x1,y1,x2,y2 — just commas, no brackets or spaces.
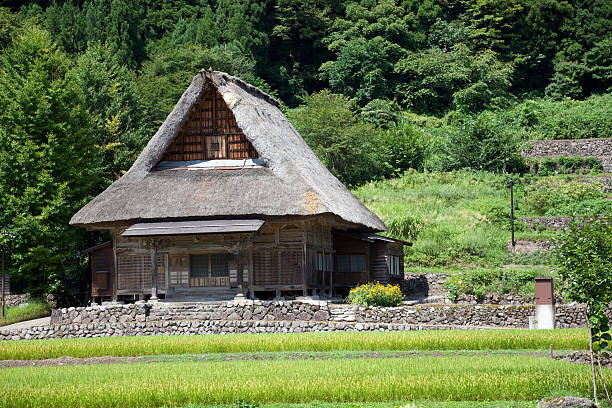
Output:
201,70,281,109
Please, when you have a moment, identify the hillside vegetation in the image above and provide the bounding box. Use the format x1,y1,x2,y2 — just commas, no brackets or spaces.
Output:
353,170,611,299
354,171,612,266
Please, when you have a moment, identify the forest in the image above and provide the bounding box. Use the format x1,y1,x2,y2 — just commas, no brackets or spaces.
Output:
0,0,610,303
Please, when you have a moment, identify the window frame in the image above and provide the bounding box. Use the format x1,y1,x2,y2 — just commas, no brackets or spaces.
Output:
336,254,367,274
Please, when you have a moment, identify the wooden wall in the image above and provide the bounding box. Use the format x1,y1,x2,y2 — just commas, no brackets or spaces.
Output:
370,241,389,284
108,219,400,299
161,86,258,162
332,232,370,287
90,244,114,298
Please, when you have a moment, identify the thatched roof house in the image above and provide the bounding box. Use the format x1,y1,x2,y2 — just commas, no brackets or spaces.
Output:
73,70,408,302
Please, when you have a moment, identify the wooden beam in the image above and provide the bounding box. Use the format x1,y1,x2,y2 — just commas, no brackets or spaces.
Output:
248,246,254,299
150,244,158,300
236,250,244,298
112,234,118,302
302,225,308,296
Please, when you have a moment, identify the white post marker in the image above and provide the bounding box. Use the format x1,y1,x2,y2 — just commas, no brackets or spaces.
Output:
535,277,555,329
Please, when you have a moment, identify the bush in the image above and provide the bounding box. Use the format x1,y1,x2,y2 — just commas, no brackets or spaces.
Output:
526,156,603,175
346,282,404,307
423,110,526,173
445,268,552,300
524,178,605,216
385,214,424,241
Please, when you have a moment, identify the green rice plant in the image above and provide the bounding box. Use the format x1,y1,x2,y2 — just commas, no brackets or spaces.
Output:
0,355,605,407
0,299,50,327
0,330,588,360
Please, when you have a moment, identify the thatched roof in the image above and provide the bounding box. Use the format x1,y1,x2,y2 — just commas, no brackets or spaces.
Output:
70,70,387,232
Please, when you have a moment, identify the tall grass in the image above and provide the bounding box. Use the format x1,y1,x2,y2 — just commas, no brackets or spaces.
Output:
0,355,604,407
0,330,587,360
0,300,50,327
352,170,611,268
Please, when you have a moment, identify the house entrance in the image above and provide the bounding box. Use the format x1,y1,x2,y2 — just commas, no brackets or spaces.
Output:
189,253,232,287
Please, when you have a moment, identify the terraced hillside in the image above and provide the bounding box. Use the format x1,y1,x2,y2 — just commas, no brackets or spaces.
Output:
353,170,612,301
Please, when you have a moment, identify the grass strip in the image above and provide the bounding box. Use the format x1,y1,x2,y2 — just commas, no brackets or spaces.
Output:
186,402,538,408
0,329,588,360
0,300,50,327
0,355,602,407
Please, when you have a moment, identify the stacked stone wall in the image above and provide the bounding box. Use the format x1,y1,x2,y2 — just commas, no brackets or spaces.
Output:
521,138,612,172
0,300,596,340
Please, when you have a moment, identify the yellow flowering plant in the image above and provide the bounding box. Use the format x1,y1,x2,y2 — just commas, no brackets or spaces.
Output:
346,282,404,307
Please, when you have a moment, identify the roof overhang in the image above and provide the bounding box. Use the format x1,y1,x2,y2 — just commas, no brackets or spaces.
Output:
83,241,112,253
121,219,265,237
335,230,412,246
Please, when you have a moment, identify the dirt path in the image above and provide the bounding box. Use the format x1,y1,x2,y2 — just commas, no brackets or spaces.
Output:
0,350,550,369
1,317,51,331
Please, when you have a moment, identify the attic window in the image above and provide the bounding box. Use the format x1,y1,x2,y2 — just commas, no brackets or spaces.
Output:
161,86,258,162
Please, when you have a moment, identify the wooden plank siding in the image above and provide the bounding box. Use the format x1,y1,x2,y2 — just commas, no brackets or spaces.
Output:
161,86,258,162
370,241,390,284
106,220,402,300
331,232,370,287
90,244,114,298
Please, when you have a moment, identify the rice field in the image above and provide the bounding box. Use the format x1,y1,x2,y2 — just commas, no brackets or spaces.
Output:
0,354,602,408
0,329,588,360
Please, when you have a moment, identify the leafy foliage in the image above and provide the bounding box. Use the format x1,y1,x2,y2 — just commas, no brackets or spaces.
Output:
0,27,101,300
287,90,383,186
555,217,612,401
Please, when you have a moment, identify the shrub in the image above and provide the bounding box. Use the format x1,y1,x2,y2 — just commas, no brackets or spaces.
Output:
385,214,424,241
346,282,404,307
526,156,603,175
524,178,605,216
445,268,554,300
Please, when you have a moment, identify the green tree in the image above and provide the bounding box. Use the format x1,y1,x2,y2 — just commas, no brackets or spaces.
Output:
287,90,384,185
215,0,269,57
68,43,151,181
137,43,263,129
319,0,424,104
106,0,145,66
395,44,514,115
0,27,101,301
423,110,524,173
468,0,573,94
555,217,612,405
268,0,333,104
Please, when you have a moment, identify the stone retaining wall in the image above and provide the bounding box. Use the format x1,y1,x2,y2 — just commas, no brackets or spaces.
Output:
521,138,612,172
0,300,593,340
4,294,29,308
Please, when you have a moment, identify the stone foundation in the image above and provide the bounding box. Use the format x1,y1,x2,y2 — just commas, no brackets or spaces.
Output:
0,300,594,341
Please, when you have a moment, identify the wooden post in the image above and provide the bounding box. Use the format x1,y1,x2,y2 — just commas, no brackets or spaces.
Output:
236,250,245,298
112,235,118,303
164,254,169,298
248,246,254,299
150,244,158,301
302,227,308,297
1,250,5,318
329,253,334,298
